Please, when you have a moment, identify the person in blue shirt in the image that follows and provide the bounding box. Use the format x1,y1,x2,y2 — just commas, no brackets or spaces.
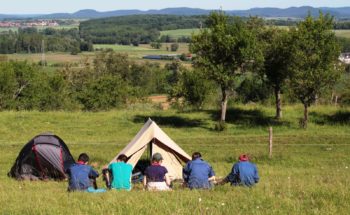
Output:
67,153,105,192
105,154,133,191
222,154,259,187
183,152,216,189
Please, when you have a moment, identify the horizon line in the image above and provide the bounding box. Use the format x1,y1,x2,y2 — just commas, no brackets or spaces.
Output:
1,5,350,15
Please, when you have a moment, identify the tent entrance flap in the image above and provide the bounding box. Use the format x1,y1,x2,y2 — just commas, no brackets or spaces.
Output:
110,119,191,180
151,139,185,180
34,144,65,178
127,145,148,168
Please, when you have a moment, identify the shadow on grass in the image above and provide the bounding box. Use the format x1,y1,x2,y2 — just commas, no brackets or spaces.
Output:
133,115,204,128
310,110,350,125
207,107,290,127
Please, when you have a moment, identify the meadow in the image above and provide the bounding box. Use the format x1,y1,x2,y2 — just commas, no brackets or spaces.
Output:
0,104,349,214
160,29,201,38
0,43,191,67
334,29,350,38
0,24,79,33
161,28,350,39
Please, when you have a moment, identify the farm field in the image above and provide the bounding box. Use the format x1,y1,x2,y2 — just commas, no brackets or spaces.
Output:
0,24,79,33
94,43,190,65
334,29,350,38
3,53,93,64
160,28,201,38
0,27,18,32
0,104,349,214
1,43,190,65
94,43,189,55
161,28,350,39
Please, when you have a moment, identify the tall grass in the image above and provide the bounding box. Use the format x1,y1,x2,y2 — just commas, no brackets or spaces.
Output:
0,105,349,214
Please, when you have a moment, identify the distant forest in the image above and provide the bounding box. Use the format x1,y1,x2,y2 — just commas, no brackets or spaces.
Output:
79,15,208,45
0,27,92,54
0,14,350,54
79,15,350,45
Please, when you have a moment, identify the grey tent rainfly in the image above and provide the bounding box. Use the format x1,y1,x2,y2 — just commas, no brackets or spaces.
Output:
110,118,191,180
8,133,75,180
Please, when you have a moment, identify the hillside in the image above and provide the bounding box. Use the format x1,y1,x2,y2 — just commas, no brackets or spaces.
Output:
79,15,206,44
1,6,350,20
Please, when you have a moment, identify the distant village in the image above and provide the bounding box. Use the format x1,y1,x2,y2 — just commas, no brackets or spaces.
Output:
0,20,59,28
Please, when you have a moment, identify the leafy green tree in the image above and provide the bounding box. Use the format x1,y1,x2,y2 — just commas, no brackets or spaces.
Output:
289,13,342,128
0,62,17,109
236,74,270,104
180,69,214,109
150,41,162,49
190,12,263,122
263,28,292,119
170,43,179,52
78,75,128,111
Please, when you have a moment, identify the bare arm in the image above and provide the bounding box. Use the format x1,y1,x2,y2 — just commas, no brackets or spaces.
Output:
208,176,216,182
165,173,171,186
143,175,147,188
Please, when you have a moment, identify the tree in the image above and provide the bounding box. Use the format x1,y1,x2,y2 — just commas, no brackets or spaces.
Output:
180,69,214,109
150,41,162,49
190,12,263,122
170,43,179,52
289,13,342,128
263,28,291,119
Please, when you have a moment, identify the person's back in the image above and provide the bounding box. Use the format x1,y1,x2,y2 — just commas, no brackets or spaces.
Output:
143,153,171,191
233,161,259,186
183,152,215,189
108,154,133,190
67,153,99,191
225,154,259,187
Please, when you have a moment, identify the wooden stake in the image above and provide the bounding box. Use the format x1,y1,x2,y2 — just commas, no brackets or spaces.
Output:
269,127,273,158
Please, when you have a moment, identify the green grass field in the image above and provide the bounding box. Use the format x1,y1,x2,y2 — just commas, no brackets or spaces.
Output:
93,43,190,65
334,30,350,38
161,28,350,39
0,27,18,32
0,24,78,33
160,29,201,38
0,104,349,214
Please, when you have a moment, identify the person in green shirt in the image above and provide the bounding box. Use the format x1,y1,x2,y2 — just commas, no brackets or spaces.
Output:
106,154,133,191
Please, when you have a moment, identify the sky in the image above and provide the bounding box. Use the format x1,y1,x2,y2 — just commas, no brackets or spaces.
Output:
1,0,349,14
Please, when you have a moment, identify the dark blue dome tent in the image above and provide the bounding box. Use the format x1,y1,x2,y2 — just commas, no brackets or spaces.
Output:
8,133,75,180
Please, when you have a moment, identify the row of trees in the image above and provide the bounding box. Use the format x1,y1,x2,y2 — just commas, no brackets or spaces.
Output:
0,51,193,111
0,28,93,54
190,12,343,128
79,15,207,45
79,14,350,46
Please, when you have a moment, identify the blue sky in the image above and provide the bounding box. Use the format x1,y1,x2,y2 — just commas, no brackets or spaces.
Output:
1,0,349,14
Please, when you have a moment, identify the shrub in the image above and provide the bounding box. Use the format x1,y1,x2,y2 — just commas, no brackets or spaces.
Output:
170,43,179,52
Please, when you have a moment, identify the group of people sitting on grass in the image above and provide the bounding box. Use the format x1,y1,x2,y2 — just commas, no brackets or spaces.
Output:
66,152,259,192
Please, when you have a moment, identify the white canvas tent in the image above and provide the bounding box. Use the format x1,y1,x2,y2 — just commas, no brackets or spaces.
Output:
110,118,191,180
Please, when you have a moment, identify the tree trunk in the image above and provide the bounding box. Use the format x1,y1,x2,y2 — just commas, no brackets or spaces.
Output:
331,92,334,105
220,87,228,122
275,87,282,119
335,96,338,106
303,103,308,128
314,94,319,106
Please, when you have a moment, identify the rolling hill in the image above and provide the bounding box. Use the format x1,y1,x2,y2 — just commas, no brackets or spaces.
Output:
1,6,350,20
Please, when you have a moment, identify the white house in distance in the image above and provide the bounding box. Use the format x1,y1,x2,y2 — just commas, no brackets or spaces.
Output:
339,53,350,64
